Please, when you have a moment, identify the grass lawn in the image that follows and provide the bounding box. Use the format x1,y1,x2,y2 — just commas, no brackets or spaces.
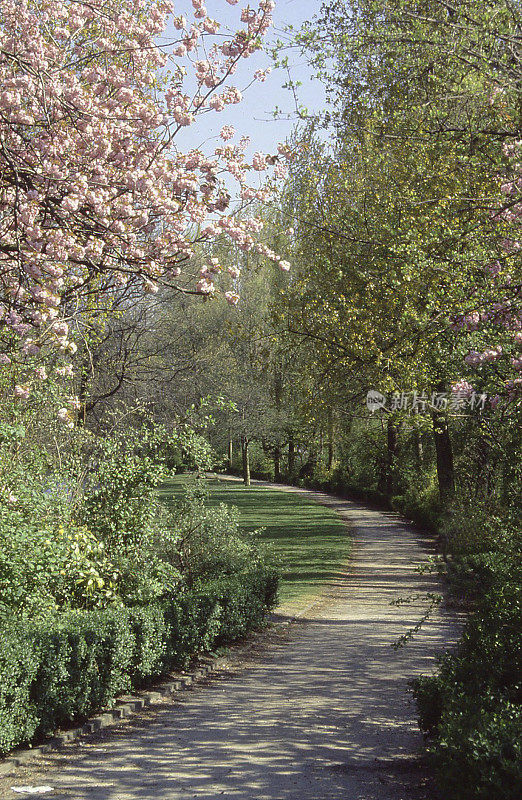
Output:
158,474,352,612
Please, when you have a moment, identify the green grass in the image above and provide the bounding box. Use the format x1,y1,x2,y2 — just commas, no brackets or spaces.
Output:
158,475,351,610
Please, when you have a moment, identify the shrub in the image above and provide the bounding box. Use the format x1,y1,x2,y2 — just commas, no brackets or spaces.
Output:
443,551,513,601
80,429,167,553
201,566,279,643
79,430,182,605
391,476,442,531
412,566,522,800
0,502,122,619
0,564,279,755
169,491,267,584
433,695,522,800
440,496,516,556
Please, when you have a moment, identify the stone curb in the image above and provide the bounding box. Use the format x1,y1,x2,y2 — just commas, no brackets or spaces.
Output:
0,656,224,776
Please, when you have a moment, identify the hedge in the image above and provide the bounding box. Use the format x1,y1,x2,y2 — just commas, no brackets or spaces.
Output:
0,564,278,755
412,572,522,800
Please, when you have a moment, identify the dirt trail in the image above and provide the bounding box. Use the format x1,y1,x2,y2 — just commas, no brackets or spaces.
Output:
4,482,458,800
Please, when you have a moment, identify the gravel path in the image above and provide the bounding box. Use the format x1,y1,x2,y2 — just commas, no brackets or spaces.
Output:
5,482,457,800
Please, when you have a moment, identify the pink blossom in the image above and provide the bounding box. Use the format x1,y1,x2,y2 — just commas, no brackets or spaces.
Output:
464,351,483,366
196,278,215,294
464,311,481,330
252,152,267,171
451,380,474,398
21,340,40,356
56,364,74,378
220,125,236,141
482,347,502,363
254,68,271,82
224,291,240,306
14,385,30,401
57,408,72,424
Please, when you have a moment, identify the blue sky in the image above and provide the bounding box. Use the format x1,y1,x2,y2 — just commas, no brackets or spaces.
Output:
163,1,325,156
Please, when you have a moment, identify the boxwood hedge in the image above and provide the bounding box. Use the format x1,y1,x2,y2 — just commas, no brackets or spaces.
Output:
0,564,278,755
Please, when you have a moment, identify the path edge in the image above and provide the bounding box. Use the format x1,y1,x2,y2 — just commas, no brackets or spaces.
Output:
0,655,226,776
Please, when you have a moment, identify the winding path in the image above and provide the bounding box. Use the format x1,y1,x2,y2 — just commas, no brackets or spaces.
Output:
6,482,457,800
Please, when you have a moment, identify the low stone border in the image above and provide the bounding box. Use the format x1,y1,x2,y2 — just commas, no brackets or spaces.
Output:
0,655,226,776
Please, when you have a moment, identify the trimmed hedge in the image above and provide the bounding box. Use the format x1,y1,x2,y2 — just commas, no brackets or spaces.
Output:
0,565,278,755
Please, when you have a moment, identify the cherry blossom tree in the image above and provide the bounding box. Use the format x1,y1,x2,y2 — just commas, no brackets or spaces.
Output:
448,125,522,404
0,0,289,400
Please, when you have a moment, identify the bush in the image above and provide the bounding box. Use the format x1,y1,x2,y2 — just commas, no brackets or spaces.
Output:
440,497,516,556
412,566,522,800
169,490,268,584
79,430,183,606
200,566,279,643
0,502,122,619
443,551,513,601
391,476,442,531
0,563,279,755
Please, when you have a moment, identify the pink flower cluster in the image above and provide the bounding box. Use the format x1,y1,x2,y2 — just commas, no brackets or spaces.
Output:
451,380,474,398
224,291,240,306
220,125,236,141
464,347,503,366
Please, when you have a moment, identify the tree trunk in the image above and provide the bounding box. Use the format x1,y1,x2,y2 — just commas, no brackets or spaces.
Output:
288,434,295,477
432,413,455,503
274,446,281,482
241,437,251,486
327,407,335,469
413,425,423,465
385,417,398,497
227,435,233,472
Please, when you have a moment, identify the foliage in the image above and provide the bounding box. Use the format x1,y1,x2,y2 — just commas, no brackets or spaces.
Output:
440,496,518,557
79,427,180,605
413,567,522,800
0,413,121,618
0,397,280,756
229,440,276,480
168,486,266,586
0,564,278,755
0,395,260,616
0,510,121,620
